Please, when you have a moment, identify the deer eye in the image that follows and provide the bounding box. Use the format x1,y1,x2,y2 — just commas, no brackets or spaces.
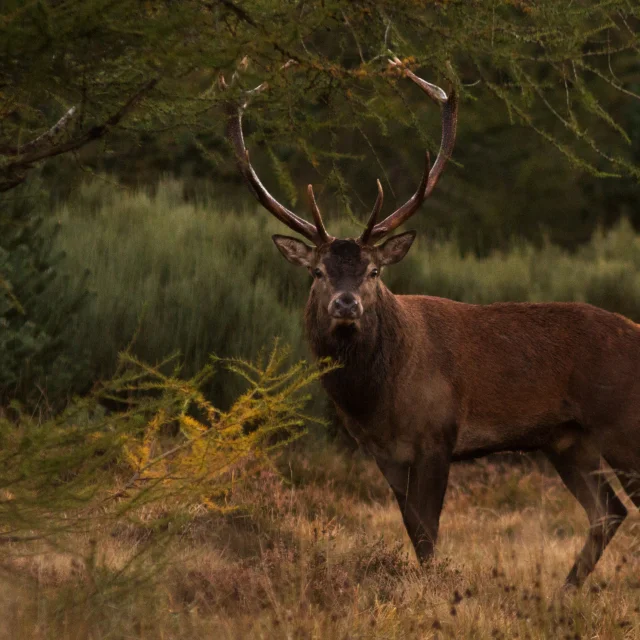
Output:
369,268,379,278
313,268,323,279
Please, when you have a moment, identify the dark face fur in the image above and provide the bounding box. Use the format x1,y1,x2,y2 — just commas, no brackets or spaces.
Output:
273,232,416,333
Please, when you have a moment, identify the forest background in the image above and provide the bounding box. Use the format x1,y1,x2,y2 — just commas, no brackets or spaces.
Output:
2,0,640,407
0,3,639,637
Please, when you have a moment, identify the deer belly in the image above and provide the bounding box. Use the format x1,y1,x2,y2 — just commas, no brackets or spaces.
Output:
454,412,571,459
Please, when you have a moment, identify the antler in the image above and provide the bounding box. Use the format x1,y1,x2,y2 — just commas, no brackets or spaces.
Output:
359,57,458,245
222,60,333,246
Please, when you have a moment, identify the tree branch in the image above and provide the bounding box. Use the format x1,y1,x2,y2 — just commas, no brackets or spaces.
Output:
215,0,257,28
1,78,158,193
20,106,78,154
209,0,301,63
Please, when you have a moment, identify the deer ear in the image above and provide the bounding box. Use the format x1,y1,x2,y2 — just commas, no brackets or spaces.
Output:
272,235,315,267
377,231,416,266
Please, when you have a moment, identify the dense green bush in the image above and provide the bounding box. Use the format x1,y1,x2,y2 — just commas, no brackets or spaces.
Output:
0,181,90,406
47,178,640,409
50,179,309,407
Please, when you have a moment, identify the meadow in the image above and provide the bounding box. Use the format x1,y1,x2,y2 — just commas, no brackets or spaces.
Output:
3,0,640,636
1,177,639,639
0,444,638,639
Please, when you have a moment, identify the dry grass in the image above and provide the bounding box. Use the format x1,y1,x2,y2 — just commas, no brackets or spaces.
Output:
0,447,638,639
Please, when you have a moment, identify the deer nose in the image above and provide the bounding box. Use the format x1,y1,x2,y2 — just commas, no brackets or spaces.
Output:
329,292,363,319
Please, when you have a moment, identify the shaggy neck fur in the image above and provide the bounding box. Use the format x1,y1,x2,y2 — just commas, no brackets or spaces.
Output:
305,283,406,422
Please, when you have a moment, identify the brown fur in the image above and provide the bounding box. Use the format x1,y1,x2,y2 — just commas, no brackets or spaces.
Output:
275,235,639,587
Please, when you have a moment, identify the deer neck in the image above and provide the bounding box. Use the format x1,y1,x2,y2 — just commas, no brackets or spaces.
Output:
305,284,406,422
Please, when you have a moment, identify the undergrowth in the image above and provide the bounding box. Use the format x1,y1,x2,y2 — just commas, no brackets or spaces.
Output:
0,343,327,616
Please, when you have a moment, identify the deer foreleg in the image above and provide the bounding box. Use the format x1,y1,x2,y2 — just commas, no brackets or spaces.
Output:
375,450,451,564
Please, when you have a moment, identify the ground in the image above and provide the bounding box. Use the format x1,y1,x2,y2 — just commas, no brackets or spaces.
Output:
0,446,638,639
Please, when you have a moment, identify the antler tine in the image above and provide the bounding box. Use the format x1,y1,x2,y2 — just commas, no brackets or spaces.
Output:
307,185,331,244
366,152,432,244
359,179,384,245
365,60,458,244
223,60,332,246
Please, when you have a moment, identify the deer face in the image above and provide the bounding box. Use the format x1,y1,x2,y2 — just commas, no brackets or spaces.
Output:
273,233,415,331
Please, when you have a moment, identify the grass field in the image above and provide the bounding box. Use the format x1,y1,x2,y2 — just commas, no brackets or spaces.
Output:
1,446,637,639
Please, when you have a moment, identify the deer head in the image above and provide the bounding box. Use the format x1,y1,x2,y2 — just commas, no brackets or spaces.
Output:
223,58,458,333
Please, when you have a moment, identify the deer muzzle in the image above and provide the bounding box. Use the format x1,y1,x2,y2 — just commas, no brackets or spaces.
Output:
328,292,363,321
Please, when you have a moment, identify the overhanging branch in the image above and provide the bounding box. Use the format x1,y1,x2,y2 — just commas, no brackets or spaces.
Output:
20,106,78,154
0,78,158,193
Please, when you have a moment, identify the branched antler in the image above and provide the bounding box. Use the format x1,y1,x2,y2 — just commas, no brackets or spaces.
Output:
222,59,333,246
360,57,458,244
224,56,458,247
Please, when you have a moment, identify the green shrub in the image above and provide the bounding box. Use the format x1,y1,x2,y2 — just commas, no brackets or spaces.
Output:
0,180,90,407
44,177,640,410
50,178,311,408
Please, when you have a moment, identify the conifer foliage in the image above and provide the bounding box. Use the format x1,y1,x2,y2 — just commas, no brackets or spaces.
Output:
1,1,638,194
0,344,327,588
0,182,89,405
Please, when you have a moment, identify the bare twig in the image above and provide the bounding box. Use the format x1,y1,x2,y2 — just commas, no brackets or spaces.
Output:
342,10,365,65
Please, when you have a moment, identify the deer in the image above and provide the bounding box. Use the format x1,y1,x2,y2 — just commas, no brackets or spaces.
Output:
221,58,639,588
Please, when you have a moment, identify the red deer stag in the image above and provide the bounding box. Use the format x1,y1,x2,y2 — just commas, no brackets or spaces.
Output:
222,58,639,588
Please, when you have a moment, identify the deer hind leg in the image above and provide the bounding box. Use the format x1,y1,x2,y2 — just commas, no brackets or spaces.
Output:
603,445,640,509
546,438,627,587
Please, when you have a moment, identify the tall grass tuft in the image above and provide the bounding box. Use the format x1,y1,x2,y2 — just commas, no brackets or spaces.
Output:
51,179,310,406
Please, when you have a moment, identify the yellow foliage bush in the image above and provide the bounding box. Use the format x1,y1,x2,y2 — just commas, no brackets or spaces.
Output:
0,343,331,589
